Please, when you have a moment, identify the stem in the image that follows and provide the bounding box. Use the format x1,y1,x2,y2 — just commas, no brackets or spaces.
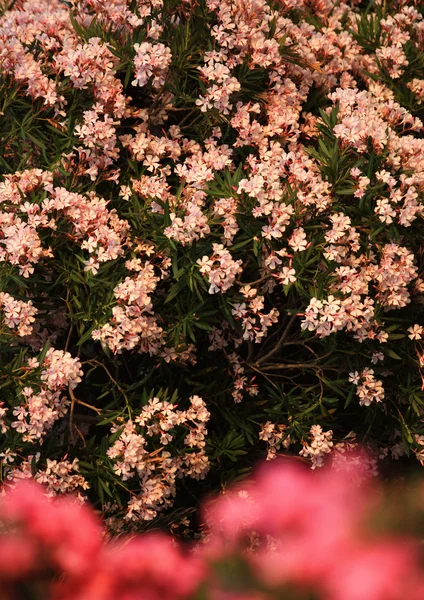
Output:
256,313,298,366
68,384,76,445
75,399,102,414
84,359,132,418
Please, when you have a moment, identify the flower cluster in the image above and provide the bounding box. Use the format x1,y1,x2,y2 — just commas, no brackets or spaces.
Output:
348,368,385,407
92,260,165,354
132,42,172,89
232,285,280,343
0,292,37,337
106,394,209,521
259,421,291,460
4,348,83,443
299,425,334,469
197,244,243,294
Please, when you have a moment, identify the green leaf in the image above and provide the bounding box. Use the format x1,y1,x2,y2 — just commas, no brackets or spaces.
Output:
76,325,97,346
384,348,402,360
38,338,51,367
165,280,186,303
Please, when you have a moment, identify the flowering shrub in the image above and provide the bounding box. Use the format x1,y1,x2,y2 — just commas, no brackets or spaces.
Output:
2,0,424,529
2,456,424,599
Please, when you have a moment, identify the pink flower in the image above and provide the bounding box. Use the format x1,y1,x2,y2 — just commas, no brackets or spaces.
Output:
325,541,421,600
81,533,206,600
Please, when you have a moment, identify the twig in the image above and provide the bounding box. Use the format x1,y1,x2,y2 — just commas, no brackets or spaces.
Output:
84,359,132,417
68,387,102,445
256,316,290,353
255,362,321,371
73,424,87,448
72,413,101,424
247,362,279,389
68,385,77,444
64,324,73,353
178,108,202,129
256,363,340,372
236,274,272,288
74,399,102,414
256,313,298,366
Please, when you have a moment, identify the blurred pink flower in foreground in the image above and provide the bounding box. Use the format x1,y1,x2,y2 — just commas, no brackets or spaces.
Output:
1,454,424,599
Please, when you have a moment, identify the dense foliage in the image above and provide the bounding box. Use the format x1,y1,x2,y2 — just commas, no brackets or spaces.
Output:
2,0,424,531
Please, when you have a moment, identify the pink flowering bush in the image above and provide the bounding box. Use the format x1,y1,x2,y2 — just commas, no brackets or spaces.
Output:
2,456,424,599
2,0,424,530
